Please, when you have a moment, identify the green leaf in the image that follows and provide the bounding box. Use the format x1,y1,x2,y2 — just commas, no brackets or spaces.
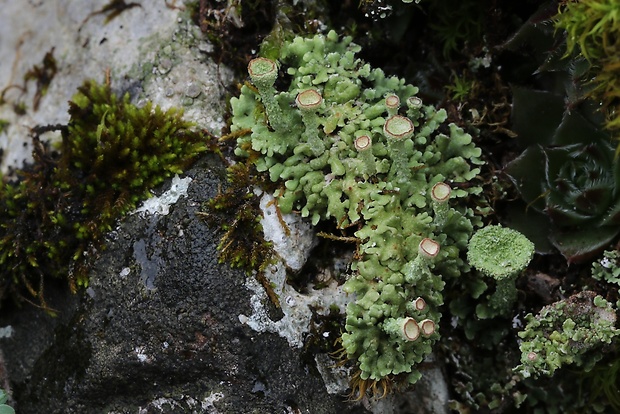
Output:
0,405,15,414
550,225,620,263
511,87,565,147
504,145,547,211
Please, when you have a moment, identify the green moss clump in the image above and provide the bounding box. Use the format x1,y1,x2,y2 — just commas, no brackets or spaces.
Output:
0,80,207,308
199,161,276,275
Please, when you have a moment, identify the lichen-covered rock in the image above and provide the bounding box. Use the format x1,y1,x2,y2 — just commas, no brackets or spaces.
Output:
231,30,484,389
515,291,620,379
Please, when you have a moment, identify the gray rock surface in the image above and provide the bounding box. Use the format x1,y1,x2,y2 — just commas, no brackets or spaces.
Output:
0,155,367,414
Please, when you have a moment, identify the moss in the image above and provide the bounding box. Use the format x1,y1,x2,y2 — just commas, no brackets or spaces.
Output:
198,157,276,275
0,119,9,135
427,0,487,57
0,80,208,309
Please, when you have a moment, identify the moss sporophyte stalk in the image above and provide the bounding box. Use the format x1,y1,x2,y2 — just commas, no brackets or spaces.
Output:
0,80,207,309
229,30,485,393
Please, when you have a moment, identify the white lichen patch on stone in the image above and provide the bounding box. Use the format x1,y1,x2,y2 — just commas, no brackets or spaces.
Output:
134,175,192,216
0,325,14,339
239,262,351,348
141,44,232,135
134,345,151,363
201,392,225,412
259,192,317,271
0,1,231,174
135,392,223,414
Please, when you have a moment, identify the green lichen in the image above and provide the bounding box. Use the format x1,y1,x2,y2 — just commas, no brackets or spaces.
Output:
592,249,620,287
515,291,620,379
0,80,207,308
466,225,534,318
230,30,484,392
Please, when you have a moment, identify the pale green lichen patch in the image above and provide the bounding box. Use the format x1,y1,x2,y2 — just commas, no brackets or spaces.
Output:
515,291,620,379
466,225,534,318
592,249,620,287
467,225,534,280
230,30,484,390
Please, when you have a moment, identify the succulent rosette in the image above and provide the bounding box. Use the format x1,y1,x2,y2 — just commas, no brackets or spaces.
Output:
505,87,620,263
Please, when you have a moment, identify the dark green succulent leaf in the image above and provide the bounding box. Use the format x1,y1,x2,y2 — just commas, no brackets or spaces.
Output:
504,1,620,264
544,196,597,226
600,198,620,226
543,142,615,219
552,108,610,147
574,186,613,216
499,2,558,57
502,201,555,254
563,55,590,80
511,87,566,147
550,225,620,264
504,145,547,210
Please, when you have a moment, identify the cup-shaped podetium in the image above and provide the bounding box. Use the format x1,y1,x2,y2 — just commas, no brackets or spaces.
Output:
403,238,441,284
419,237,440,259
383,115,415,181
431,182,452,227
407,96,423,110
247,57,278,90
385,94,400,117
467,225,534,281
383,114,415,141
247,57,286,133
406,96,423,119
467,225,534,317
353,134,376,176
419,319,436,337
431,182,451,203
295,89,325,156
412,297,427,312
383,317,421,341
296,88,323,110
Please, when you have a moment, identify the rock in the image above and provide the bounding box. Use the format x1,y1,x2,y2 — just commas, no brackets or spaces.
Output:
0,156,367,414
